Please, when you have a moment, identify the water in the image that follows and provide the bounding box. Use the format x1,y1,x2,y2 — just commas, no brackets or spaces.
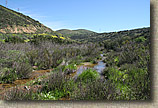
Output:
100,54,104,57
93,61,106,73
76,65,88,75
75,61,106,77
74,54,106,79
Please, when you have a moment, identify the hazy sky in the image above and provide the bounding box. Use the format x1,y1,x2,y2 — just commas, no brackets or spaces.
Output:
0,0,150,32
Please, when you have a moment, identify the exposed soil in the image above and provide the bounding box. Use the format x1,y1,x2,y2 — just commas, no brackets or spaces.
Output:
0,25,52,33
0,69,53,99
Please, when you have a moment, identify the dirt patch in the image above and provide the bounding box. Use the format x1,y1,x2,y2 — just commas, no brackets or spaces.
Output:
81,62,97,67
0,25,52,33
0,69,53,98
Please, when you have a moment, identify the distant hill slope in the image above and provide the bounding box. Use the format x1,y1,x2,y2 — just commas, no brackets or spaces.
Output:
56,29,96,37
0,5,53,33
68,27,150,43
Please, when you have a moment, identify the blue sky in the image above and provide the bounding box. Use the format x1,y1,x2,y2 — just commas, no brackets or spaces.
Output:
0,0,150,33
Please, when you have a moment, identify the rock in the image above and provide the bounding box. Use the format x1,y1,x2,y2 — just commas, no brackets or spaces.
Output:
24,86,30,90
32,66,38,70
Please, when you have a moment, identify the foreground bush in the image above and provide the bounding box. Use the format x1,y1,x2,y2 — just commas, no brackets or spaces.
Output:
70,79,116,100
103,66,150,100
3,70,116,100
0,49,32,83
77,69,100,82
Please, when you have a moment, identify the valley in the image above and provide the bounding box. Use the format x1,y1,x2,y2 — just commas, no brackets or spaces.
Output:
0,4,150,100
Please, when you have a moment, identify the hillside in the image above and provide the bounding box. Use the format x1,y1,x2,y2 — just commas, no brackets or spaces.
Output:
0,5,53,33
56,29,96,37
69,27,150,43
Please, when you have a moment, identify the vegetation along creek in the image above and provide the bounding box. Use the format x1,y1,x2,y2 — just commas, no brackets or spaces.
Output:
0,54,105,91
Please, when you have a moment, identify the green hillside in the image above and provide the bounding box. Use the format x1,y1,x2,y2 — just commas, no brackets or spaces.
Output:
69,27,150,43
56,29,96,37
0,5,53,33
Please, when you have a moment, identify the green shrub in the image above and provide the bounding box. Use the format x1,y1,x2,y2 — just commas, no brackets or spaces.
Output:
77,69,100,82
0,68,17,83
4,86,40,100
70,79,116,100
0,49,32,83
135,36,147,43
13,62,32,79
63,64,77,71
4,36,25,43
26,50,38,66
103,65,150,100
40,71,75,99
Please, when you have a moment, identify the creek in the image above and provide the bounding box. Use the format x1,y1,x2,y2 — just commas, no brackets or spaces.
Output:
72,54,106,79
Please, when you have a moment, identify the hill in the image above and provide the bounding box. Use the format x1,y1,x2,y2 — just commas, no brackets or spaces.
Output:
69,27,150,43
56,29,96,37
0,5,53,33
